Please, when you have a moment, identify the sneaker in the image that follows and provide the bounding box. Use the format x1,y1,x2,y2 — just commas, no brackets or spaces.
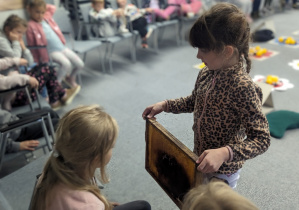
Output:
145,27,153,39
141,39,148,49
51,101,63,111
61,85,81,105
119,25,129,33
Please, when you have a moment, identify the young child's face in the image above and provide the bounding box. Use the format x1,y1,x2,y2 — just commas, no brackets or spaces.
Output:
92,2,104,12
5,25,26,41
117,0,127,8
29,6,46,22
196,48,226,70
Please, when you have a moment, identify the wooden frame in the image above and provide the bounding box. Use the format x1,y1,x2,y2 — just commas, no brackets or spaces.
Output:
145,119,202,208
0,0,23,11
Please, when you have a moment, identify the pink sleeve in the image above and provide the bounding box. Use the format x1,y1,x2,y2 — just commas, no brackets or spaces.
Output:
46,4,56,18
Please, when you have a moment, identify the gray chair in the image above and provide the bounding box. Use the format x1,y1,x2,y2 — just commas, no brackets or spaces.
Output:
0,109,55,172
53,6,106,77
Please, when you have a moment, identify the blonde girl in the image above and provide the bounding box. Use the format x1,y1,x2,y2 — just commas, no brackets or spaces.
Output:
182,182,258,210
30,105,151,210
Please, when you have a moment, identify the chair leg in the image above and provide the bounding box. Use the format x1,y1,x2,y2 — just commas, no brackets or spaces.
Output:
130,35,137,63
40,118,52,151
108,43,115,73
0,133,8,171
47,113,56,144
25,86,34,111
97,45,106,73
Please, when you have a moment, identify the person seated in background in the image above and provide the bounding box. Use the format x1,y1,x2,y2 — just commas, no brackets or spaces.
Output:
117,0,153,48
30,105,151,210
89,0,128,38
142,0,202,21
182,181,259,210
0,14,79,111
26,0,83,90
0,57,60,153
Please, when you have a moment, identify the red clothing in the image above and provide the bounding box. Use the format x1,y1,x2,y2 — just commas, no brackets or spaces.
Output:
26,4,66,64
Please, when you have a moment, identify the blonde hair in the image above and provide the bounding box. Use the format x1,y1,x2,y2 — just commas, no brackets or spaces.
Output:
30,105,118,210
182,182,259,210
3,14,27,32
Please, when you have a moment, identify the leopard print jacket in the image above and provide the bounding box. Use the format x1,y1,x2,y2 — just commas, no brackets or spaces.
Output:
166,60,270,174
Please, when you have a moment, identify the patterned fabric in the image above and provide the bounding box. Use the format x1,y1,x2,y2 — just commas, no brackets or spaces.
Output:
166,59,270,174
13,65,65,106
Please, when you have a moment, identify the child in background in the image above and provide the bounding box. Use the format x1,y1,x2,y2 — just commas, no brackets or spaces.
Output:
142,0,202,21
142,3,270,188
0,57,60,153
26,0,83,90
0,15,78,111
182,181,258,210
117,0,153,48
30,105,151,210
89,0,128,38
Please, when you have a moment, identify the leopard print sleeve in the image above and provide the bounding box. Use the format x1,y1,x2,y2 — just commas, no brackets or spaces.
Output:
228,77,271,162
166,69,203,114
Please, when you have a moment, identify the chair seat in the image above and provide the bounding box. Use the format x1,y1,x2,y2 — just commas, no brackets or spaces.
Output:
65,40,103,54
156,19,179,27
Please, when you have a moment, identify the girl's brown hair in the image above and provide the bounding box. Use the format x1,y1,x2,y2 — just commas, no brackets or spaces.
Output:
182,181,259,210
26,0,46,10
3,14,27,32
30,105,118,210
189,3,251,73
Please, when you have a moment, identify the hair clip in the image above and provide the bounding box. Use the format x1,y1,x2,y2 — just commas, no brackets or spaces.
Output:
53,149,60,158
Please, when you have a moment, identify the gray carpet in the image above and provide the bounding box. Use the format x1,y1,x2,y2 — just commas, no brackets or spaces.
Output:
1,9,299,210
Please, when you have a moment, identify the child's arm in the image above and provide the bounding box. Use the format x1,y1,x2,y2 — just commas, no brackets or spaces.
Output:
166,71,203,113
0,57,20,70
0,74,30,91
45,4,56,18
0,37,22,58
228,81,271,161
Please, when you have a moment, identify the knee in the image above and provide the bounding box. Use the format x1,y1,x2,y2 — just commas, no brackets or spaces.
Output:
135,200,151,210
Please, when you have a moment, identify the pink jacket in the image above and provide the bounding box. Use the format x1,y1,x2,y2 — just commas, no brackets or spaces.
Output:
46,183,105,210
26,4,66,64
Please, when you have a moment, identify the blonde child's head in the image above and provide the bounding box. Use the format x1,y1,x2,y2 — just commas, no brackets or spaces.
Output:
26,0,46,22
3,15,27,40
92,0,105,12
117,0,127,8
182,181,258,210
30,105,118,210
189,2,251,73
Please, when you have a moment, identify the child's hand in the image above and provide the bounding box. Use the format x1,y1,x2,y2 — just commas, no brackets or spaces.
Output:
19,58,28,66
145,8,153,13
196,147,229,173
9,31,19,41
142,101,166,119
20,140,39,151
28,76,39,89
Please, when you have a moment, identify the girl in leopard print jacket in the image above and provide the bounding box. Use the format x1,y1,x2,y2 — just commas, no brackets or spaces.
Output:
142,2,270,188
